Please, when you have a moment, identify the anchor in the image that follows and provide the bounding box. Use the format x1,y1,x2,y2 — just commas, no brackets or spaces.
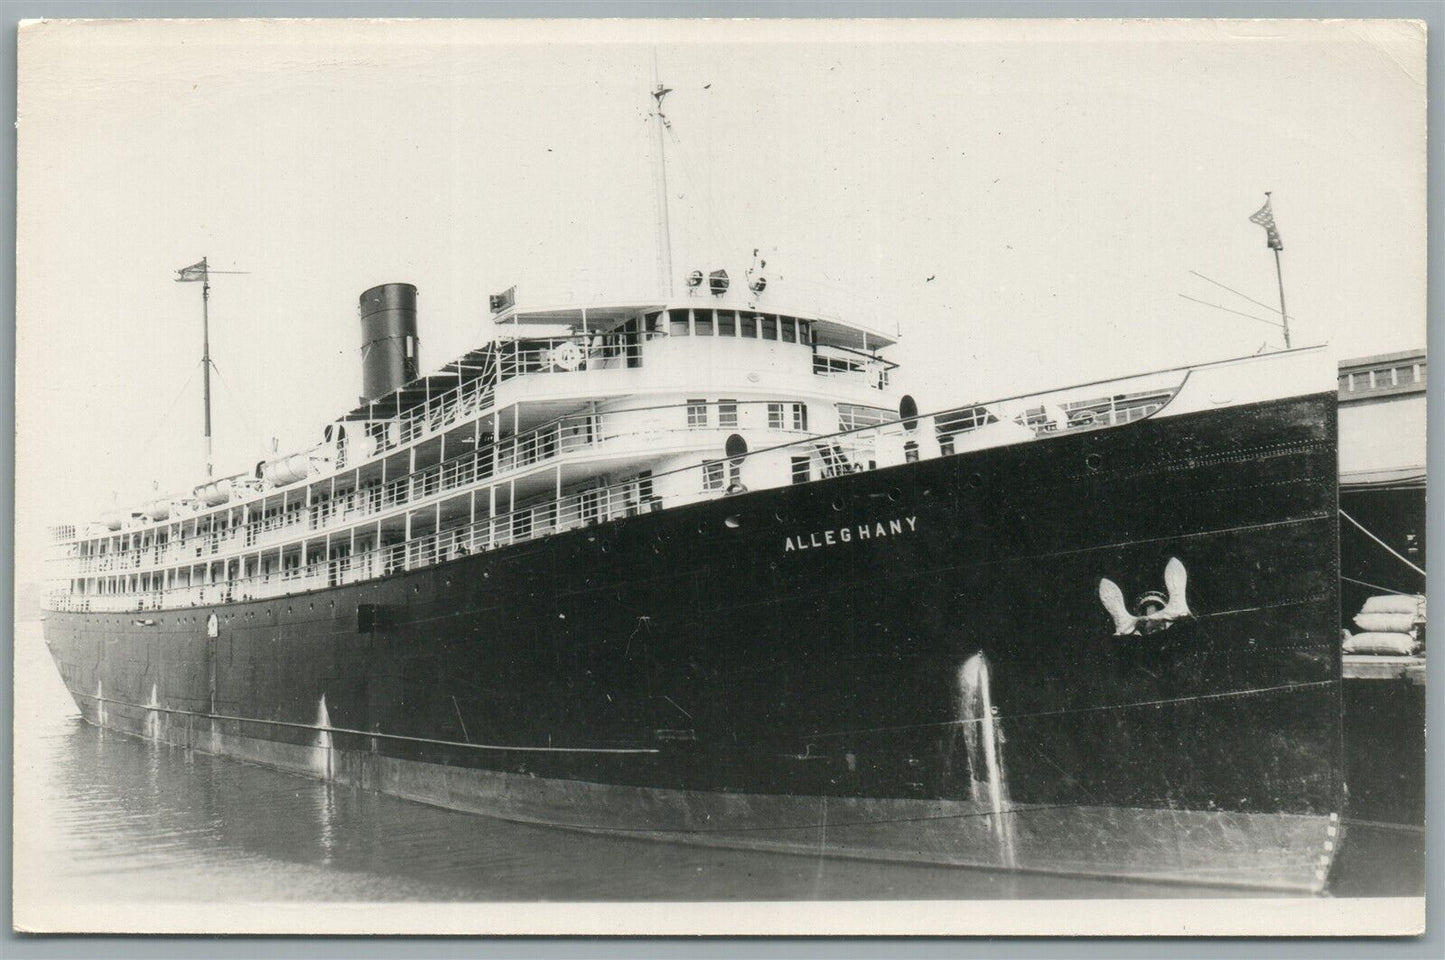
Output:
1098,557,1191,636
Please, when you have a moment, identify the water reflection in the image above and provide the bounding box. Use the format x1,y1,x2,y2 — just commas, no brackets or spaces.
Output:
15,625,1415,904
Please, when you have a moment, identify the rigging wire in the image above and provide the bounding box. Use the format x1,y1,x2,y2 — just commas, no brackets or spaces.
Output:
1340,509,1427,578
1187,270,1297,320
134,361,204,477
663,121,745,274
208,359,271,458
1177,293,1284,329
1340,575,1415,598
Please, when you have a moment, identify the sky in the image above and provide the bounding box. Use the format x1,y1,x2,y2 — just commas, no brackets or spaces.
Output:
15,18,1427,583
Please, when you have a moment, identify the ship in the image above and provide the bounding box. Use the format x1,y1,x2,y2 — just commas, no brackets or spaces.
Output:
40,86,1344,895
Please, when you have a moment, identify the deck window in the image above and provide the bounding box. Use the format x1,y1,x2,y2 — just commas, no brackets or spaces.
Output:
668,308,691,337
791,403,808,432
687,400,709,429
718,310,736,336
791,456,811,485
695,309,714,336
767,403,784,429
780,317,796,343
741,313,758,338
718,400,738,428
761,316,778,340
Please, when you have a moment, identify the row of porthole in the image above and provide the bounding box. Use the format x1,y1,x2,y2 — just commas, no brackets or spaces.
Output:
669,453,1091,536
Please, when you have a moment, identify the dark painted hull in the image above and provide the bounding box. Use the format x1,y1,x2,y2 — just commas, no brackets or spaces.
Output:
44,391,1343,891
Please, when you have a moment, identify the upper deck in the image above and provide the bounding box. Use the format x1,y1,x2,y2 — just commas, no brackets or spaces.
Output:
48,293,900,551
44,346,1335,613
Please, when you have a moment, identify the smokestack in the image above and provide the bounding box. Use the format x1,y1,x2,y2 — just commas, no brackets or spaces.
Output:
358,283,419,402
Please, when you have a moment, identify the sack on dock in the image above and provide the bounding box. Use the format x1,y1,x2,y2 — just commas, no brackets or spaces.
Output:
1342,632,1420,656
1352,611,1418,634
1360,594,1425,619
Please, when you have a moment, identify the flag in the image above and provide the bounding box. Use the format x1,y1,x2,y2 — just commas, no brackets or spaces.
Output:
175,258,208,282
1248,196,1283,251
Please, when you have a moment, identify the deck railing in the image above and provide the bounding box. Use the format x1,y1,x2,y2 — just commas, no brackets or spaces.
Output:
45,371,1188,613
56,400,803,578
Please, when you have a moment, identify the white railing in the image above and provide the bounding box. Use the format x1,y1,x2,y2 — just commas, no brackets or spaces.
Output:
49,330,664,552
45,370,1192,614
53,399,804,579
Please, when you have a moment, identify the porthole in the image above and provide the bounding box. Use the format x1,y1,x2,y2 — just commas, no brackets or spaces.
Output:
724,515,741,529
968,473,984,489
1085,452,1103,472
600,542,611,554
831,499,844,512
887,488,901,502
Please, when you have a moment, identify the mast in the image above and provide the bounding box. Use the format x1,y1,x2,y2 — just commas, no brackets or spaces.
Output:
177,256,245,477
1271,246,1291,350
201,258,213,476
651,78,675,299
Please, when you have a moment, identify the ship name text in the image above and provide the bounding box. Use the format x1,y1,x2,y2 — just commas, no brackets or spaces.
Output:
784,516,917,552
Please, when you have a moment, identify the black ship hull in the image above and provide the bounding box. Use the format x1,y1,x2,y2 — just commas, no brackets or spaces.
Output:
43,391,1342,892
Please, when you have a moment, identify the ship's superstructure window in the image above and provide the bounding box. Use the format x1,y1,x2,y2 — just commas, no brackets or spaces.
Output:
696,310,714,336
780,317,796,343
761,316,778,340
669,308,690,337
792,403,808,431
767,403,784,429
718,400,738,428
838,404,894,430
741,313,758,338
718,310,736,336
791,455,811,485
702,460,724,491
687,400,708,429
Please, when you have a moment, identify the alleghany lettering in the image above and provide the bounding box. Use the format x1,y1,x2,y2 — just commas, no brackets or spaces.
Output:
783,516,917,552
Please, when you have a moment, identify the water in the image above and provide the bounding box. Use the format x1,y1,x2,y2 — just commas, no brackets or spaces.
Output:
12,622,1420,907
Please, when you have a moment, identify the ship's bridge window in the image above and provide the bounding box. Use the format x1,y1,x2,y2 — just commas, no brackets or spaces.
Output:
718,310,736,336
780,317,797,343
695,309,714,336
761,316,778,340
669,308,691,337
741,313,758,338
645,311,663,333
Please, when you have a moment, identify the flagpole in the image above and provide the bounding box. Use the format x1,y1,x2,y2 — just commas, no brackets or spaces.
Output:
1272,246,1291,350
200,256,213,477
